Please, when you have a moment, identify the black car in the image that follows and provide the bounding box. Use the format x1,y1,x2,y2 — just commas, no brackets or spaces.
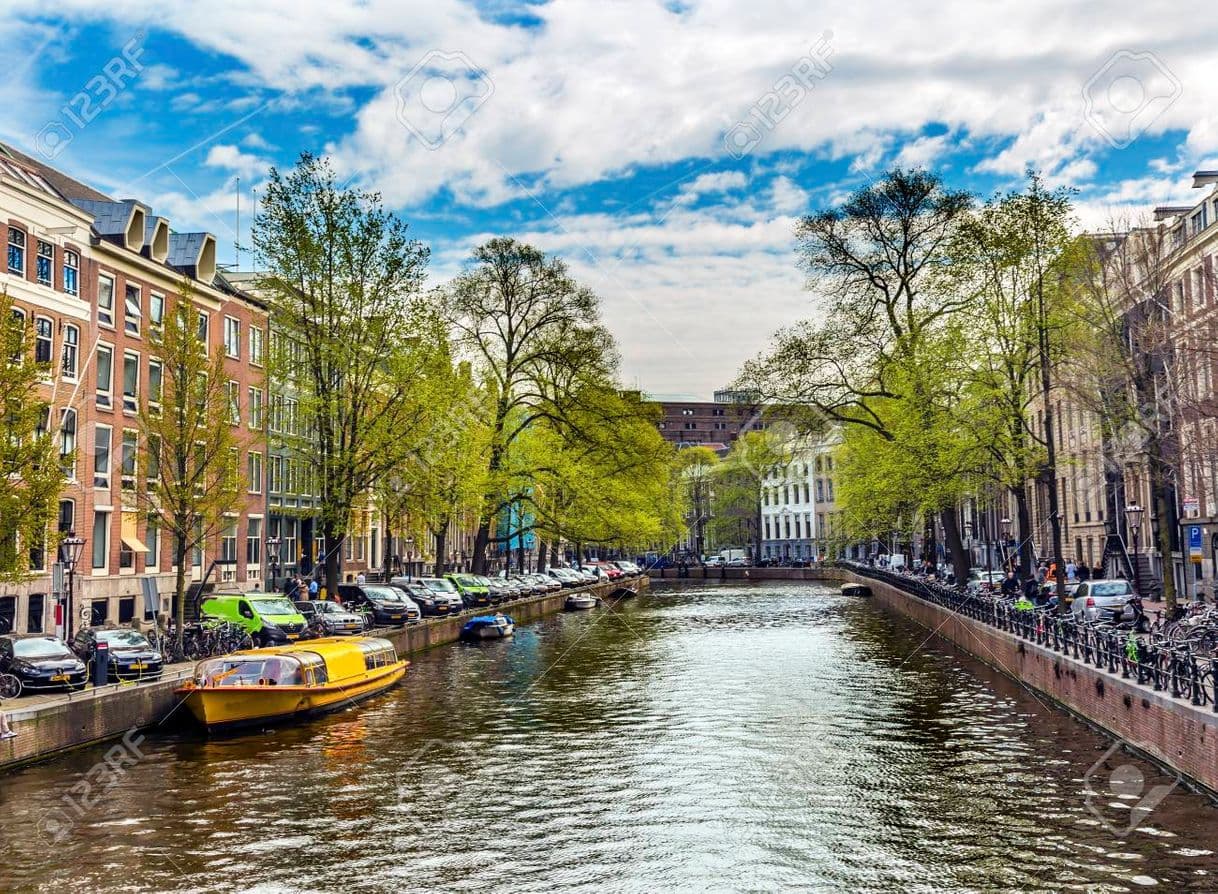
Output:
337,584,420,626
70,627,164,682
0,634,88,693
390,581,453,617
294,600,366,636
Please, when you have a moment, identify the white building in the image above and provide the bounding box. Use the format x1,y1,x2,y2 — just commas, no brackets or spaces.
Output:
760,430,844,561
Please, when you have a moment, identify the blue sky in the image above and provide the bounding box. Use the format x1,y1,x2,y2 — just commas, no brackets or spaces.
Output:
3,2,1216,397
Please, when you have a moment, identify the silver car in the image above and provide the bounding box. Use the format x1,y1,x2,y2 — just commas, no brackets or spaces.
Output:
1070,579,1135,622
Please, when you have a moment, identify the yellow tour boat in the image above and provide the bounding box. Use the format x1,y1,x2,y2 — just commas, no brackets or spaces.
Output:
176,636,407,731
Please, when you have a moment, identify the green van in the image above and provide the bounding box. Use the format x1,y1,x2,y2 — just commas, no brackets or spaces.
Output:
199,594,309,646
444,574,492,609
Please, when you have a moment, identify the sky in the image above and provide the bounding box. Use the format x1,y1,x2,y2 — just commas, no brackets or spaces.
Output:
3,1,1217,398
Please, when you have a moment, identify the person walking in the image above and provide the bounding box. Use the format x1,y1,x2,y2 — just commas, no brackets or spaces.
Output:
308,577,320,599
0,697,15,740
355,571,366,586
1000,571,1019,597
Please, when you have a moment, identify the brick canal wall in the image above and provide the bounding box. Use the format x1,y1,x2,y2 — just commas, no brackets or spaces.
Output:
0,576,647,774
847,571,1218,796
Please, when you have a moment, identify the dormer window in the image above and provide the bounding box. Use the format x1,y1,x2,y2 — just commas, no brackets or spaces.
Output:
36,241,53,285
7,229,25,275
64,250,79,296
124,283,141,335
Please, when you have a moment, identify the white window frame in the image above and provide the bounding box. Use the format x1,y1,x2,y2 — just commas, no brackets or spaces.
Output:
60,408,77,478
33,315,53,366
148,358,163,410
122,350,140,414
249,325,264,366
120,429,138,492
35,240,53,286
124,283,141,336
61,323,79,380
63,249,79,297
227,380,241,425
224,316,240,359
149,291,164,328
248,387,263,430
98,273,115,327
94,423,112,490
95,343,114,409
248,451,263,494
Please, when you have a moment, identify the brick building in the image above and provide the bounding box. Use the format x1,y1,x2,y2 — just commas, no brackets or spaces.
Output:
0,143,270,635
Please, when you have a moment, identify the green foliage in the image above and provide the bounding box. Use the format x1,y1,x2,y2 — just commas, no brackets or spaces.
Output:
0,291,63,582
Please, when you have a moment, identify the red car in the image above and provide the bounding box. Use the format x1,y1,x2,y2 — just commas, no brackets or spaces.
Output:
589,561,624,581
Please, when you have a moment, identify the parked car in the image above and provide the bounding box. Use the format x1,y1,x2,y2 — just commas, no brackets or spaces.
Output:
416,577,478,612
966,570,1006,594
725,557,750,568
592,562,625,581
70,627,164,681
200,593,310,646
390,578,461,616
445,574,492,608
1070,579,1135,622
548,568,583,588
294,599,366,636
527,573,562,593
615,560,643,575
703,556,724,568
0,634,87,693
337,584,420,626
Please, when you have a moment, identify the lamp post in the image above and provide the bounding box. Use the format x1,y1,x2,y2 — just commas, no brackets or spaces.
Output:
60,531,86,641
266,536,281,591
1000,517,1012,571
1125,502,1145,596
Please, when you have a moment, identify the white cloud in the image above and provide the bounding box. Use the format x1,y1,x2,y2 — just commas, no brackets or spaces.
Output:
204,143,270,180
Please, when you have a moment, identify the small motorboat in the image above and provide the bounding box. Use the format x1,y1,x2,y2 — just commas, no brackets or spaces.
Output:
176,637,407,732
565,593,598,611
460,614,515,641
841,583,871,597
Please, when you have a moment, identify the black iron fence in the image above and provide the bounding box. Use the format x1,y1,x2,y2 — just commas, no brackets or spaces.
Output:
839,561,1218,712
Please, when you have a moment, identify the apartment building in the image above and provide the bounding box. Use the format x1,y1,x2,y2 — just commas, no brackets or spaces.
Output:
0,143,268,635
759,430,844,561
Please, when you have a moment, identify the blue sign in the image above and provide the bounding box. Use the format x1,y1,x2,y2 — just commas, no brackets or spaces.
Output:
1189,525,1202,551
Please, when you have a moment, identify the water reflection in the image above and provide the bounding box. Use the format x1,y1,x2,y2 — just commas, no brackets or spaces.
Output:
1,581,1217,892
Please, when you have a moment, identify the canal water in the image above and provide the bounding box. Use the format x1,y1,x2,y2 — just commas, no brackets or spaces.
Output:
2,581,1218,892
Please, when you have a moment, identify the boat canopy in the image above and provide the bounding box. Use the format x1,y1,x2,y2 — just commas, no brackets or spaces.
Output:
196,652,327,687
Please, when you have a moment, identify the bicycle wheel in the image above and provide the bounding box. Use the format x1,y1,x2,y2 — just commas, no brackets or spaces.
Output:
0,673,23,699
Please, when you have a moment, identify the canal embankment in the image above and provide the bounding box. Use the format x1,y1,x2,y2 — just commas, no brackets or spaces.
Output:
0,576,647,774
839,566,1218,797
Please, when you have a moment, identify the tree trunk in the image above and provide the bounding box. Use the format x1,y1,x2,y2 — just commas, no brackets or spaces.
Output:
173,532,188,646
535,538,547,572
472,520,491,574
940,508,969,585
322,523,342,596
433,524,448,577
383,522,393,578
1013,484,1034,578
1148,444,1177,611
550,541,558,567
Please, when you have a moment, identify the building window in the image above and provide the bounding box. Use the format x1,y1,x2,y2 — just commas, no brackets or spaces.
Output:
197,311,209,346
121,430,138,492
146,434,160,486
124,283,141,335
36,241,53,285
269,455,283,493
122,351,139,413
118,597,135,623
148,359,162,408
147,517,159,569
58,499,74,535
98,273,115,327
94,424,111,489
96,344,114,408
248,451,263,494
681,408,694,416
247,517,262,566
27,594,45,633
220,522,238,564
227,380,241,424
60,409,77,474
62,324,79,378
34,316,52,364
248,387,263,429
7,228,25,274
92,510,110,569
63,250,79,296
149,292,164,328
224,316,240,358
249,326,264,365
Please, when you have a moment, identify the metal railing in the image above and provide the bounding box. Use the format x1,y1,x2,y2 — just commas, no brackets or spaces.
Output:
839,561,1218,712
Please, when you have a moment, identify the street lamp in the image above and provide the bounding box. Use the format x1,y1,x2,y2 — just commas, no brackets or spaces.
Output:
1125,502,1145,595
266,536,281,591
59,531,86,641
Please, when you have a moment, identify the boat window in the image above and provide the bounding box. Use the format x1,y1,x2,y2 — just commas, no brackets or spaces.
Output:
294,650,328,685
355,638,397,670
199,655,304,686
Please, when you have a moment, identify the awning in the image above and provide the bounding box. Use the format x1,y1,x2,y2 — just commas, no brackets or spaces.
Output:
121,511,149,553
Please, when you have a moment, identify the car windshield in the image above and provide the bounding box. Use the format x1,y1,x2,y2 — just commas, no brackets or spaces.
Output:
454,575,482,587
94,629,150,648
1092,582,1132,597
422,579,457,592
251,599,298,617
364,587,404,603
14,638,72,659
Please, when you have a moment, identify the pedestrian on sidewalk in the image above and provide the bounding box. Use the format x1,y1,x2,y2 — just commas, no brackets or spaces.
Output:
0,697,15,740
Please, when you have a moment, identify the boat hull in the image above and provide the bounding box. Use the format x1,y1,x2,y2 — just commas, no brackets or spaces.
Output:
177,662,407,732
565,596,597,610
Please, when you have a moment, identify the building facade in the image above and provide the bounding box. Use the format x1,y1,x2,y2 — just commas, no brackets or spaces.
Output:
759,431,843,561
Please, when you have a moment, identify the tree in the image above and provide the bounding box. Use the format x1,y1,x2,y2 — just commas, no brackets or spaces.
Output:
677,446,719,559
253,153,432,592
741,168,976,582
444,238,611,573
139,287,242,642
0,291,63,582
945,173,1076,581
710,430,796,559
